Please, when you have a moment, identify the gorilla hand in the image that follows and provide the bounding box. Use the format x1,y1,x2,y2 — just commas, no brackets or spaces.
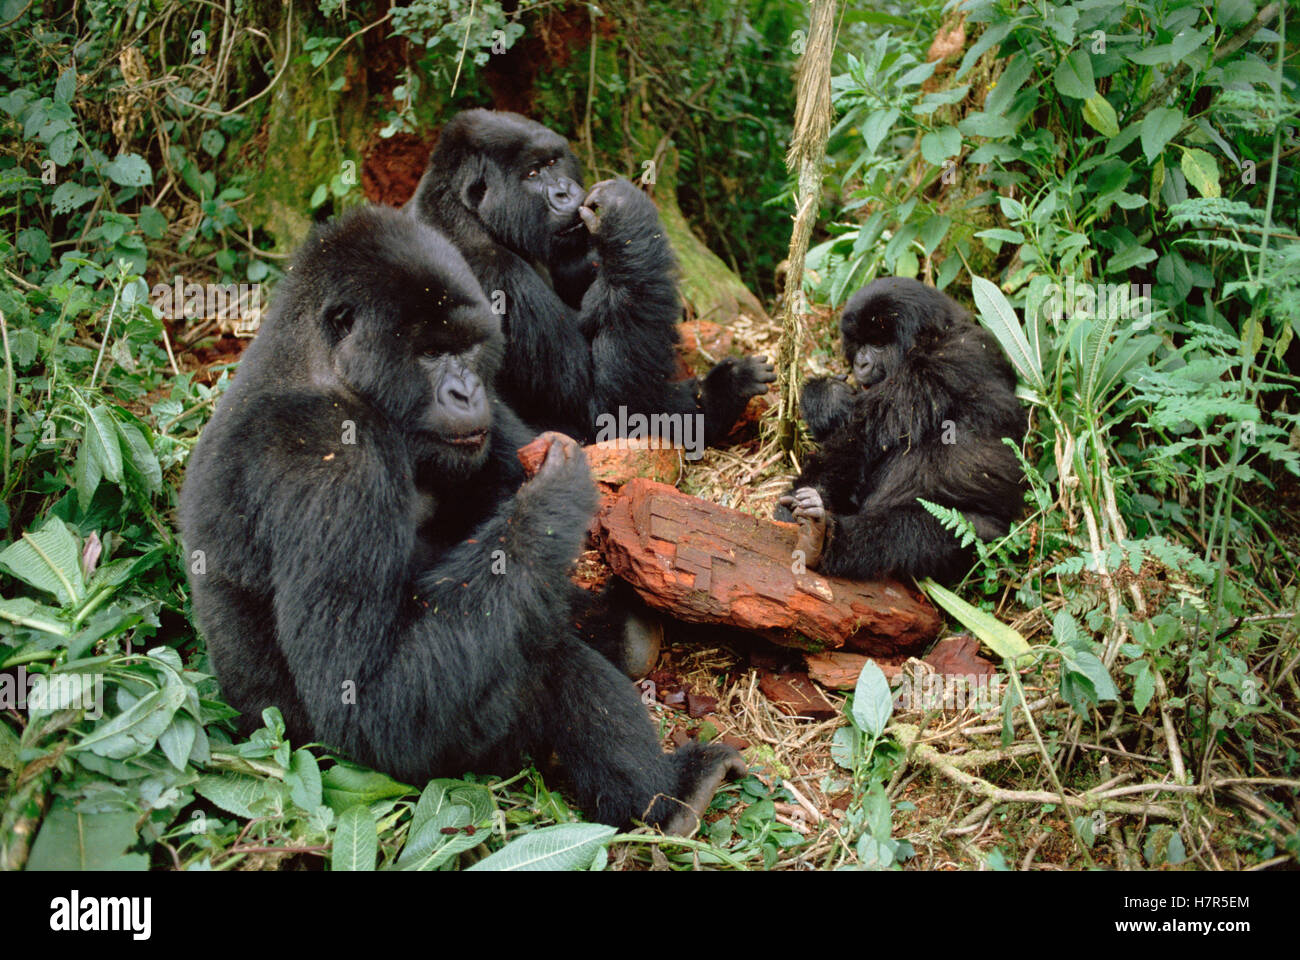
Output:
578,178,657,243
705,355,776,402
800,375,858,441
779,486,827,570
515,431,598,556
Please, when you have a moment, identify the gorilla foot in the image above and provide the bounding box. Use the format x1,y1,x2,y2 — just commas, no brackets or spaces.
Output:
779,486,827,569
659,742,748,837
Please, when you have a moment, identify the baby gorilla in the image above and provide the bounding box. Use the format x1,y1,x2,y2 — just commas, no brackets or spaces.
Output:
777,277,1026,583
180,205,743,833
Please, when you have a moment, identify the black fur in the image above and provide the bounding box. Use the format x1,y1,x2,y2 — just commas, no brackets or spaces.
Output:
777,277,1027,583
406,109,773,445
179,205,740,830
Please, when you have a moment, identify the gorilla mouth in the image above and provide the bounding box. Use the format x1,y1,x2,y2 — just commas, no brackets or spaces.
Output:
442,429,489,448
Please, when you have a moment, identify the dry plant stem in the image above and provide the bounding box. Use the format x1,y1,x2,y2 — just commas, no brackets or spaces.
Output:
892,723,1178,819
312,10,393,74
1057,410,1188,784
0,310,12,492
780,779,823,824
769,0,837,459
1020,828,1052,870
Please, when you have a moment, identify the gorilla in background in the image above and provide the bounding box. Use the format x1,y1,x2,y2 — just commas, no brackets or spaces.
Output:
406,109,775,445
777,277,1027,584
180,205,744,832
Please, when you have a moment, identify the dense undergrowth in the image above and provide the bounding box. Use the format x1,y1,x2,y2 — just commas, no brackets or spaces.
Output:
1,0,1297,871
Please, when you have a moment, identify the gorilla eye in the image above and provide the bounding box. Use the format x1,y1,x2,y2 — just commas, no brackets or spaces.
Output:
546,158,556,166
526,169,539,179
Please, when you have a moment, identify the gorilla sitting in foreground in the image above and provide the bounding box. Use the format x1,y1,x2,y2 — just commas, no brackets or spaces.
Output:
180,205,743,832
777,277,1027,584
407,109,774,446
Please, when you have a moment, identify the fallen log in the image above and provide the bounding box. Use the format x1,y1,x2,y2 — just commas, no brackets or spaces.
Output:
595,478,942,655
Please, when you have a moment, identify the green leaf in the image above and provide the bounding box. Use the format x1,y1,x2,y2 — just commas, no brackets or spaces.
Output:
0,719,19,772
196,773,290,818
54,64,77,104
1106,244,1158,274
397,779,494,870
969,275,1044,393
16,227,51,265
71,678,186,759
103,153,152,187
861,108,900,155
467,823,617,871
1059,646,1119,707
0,516,85,604
199,129,226,158
919,127,961,165
957,112,1016,138
1082,94,1119,138
50,181,98,215
116,420,161,493
321,760,411,812
1132,661,1155,714
0,596,71,636
1053,50,1095,100
850,660,892,738
309,183,328,209
287,748,323,810
332,805,379,871
1140,107,1183,162
975,228,1025,245
49,129,76,165
85,404,124,485
1180,148,1220,198
74,440,102,510
920,578,1032,663
27,802,147,870
157,713,197,771
138,205,167,239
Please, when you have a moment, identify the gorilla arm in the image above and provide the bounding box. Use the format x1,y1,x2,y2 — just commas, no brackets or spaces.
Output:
579,179,775,445
264,429,598,782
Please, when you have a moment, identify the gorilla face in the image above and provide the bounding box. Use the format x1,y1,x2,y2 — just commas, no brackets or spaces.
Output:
840,276,963,389
304,210,505,479
437,109,586,261
840,299,904,389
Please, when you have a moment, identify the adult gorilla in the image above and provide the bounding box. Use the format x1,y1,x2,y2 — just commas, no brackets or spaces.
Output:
180,205,743,832
777,277,1027,584
407,109,774,444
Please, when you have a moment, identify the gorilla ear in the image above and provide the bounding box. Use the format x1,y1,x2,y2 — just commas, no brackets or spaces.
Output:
456,155,488,213
321,301,355,344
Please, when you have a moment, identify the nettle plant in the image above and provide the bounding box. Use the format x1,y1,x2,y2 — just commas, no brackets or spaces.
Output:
812,1,1297,731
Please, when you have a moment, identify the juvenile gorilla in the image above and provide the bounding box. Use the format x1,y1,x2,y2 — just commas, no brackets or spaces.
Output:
407,109,774,444
180,205,743,832
777,277,1026,583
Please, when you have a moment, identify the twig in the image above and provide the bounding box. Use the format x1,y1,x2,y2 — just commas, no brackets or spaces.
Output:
89,283,122,390
0,310,12,493
166,0,293,118
780,779,823,824
449,0,477,98
312,10,393,74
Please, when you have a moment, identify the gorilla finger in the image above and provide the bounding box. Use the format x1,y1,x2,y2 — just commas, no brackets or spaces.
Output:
578,206,602,234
